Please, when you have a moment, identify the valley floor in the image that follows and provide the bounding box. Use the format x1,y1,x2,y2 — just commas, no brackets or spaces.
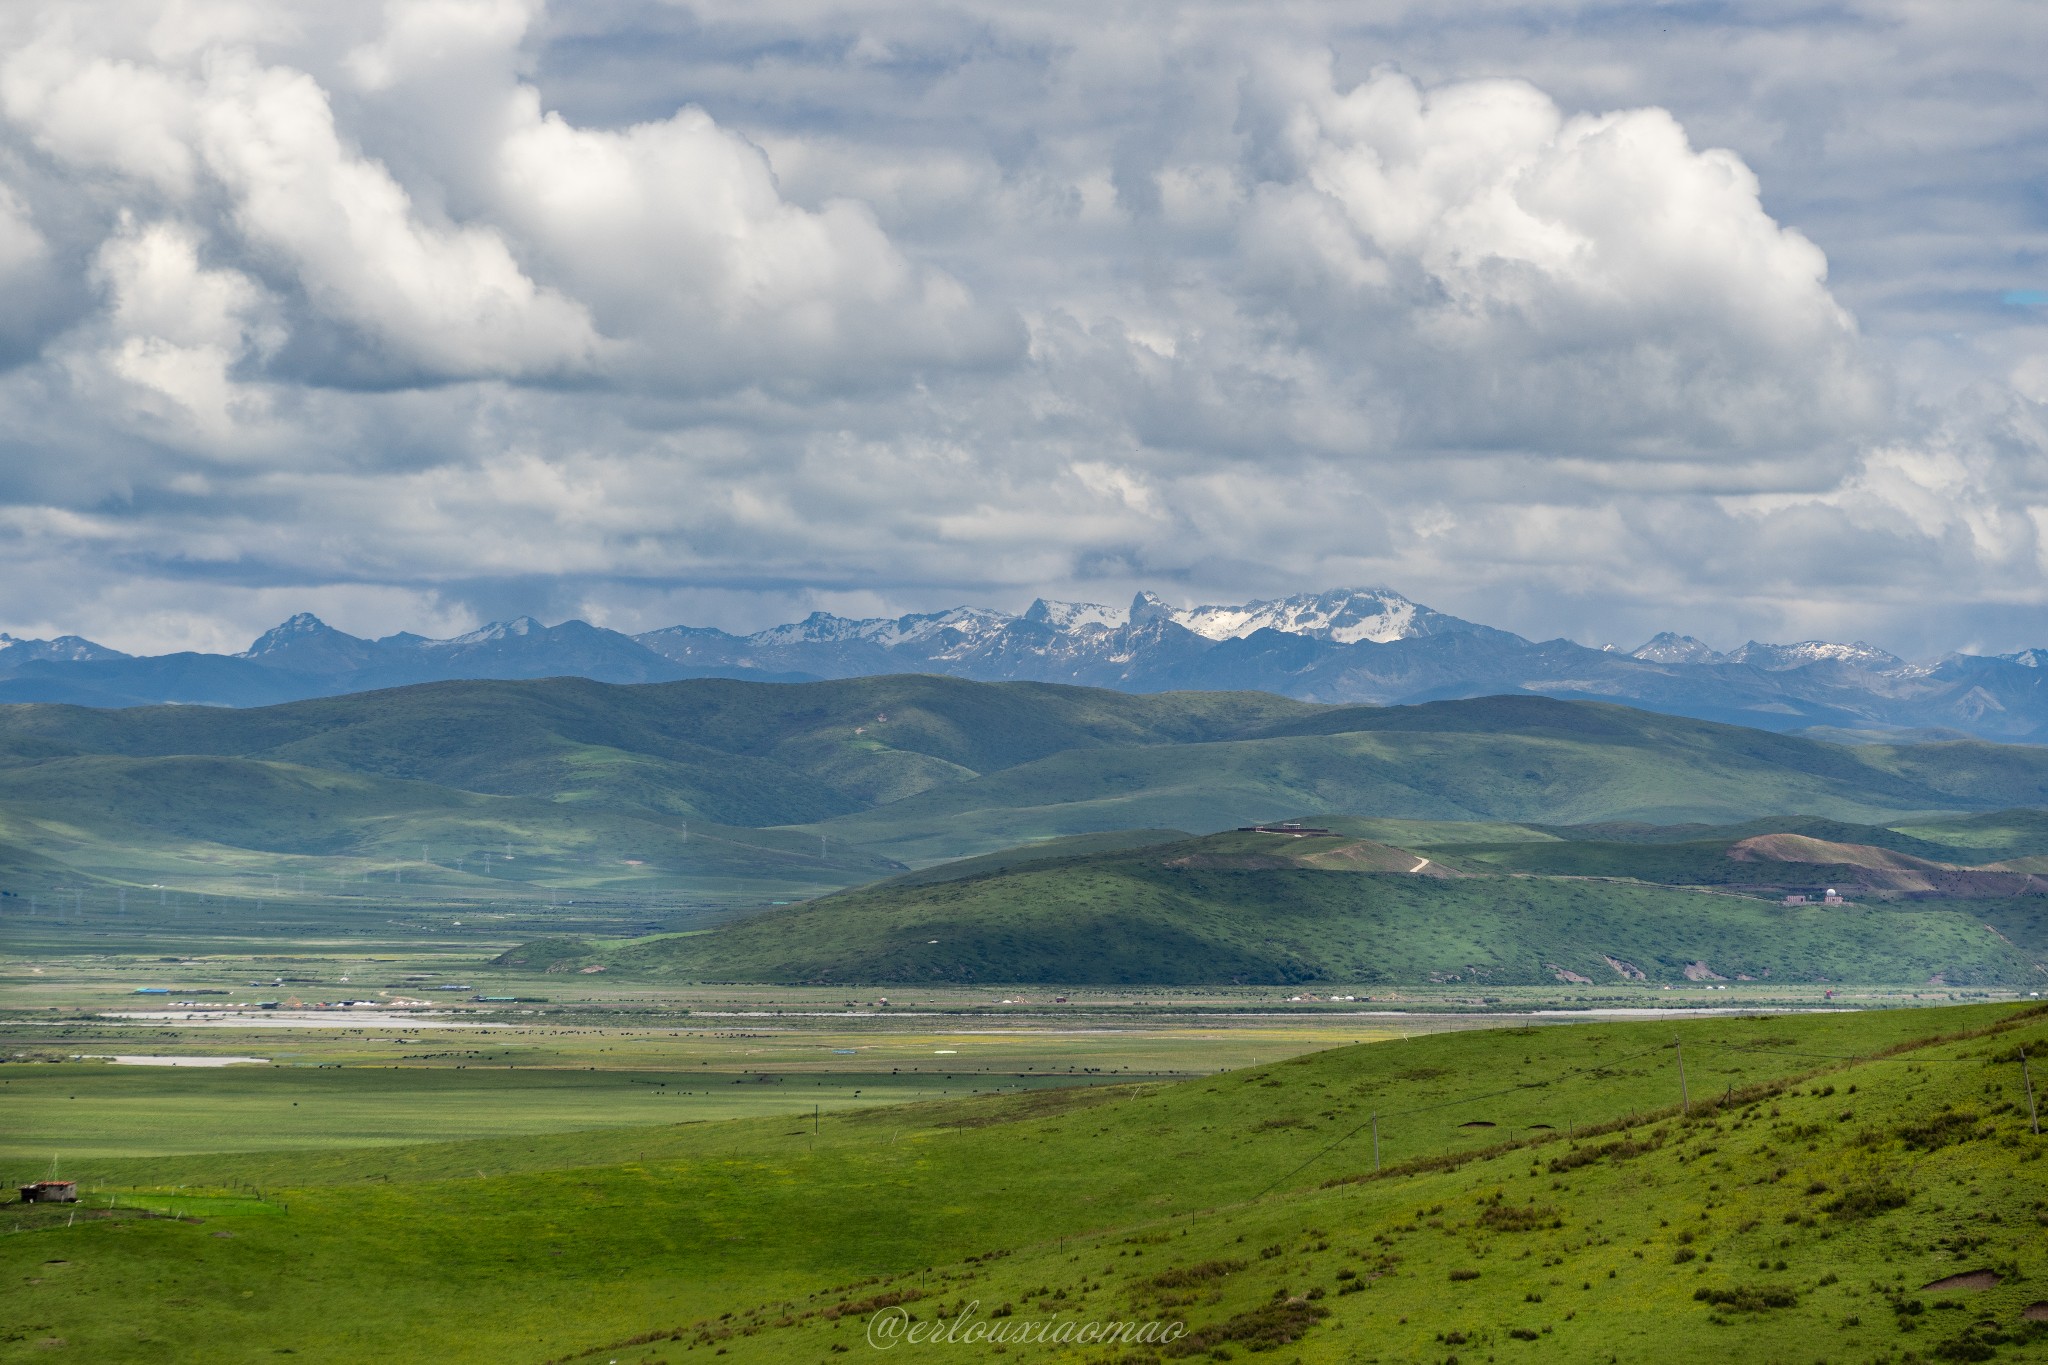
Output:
3,969,2044,1363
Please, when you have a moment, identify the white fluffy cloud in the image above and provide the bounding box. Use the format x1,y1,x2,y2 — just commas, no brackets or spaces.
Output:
0,1,1007,389
0,0,2040,657
88,214,278,441
1236,63,1879,462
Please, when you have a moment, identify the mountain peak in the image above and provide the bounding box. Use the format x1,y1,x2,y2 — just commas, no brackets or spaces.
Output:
242,612,335,655
1631,632,1725,665
0,632,129,664
240,613,380,672
1128,591,1175,627
1023,598,1128,631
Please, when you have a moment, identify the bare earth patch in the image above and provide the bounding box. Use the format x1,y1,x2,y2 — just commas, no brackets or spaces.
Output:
1920,1270,2000,1292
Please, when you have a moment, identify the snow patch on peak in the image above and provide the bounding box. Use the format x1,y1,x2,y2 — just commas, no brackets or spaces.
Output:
0,632,127,663
1729,639,1904,671
750,606,1018,651
1024,598,1128,632
1169,588,1435,644
875,607,1015,650
434,617,546,647
1630,632,1725,665
1998,648,2048,669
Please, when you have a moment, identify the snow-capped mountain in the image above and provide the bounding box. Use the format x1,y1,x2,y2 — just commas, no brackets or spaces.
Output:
1630,633,1725,665
1725,640,1906,671
0,632,128,667
425,616,549,647
1168,587,1470,644
1022,599,1127,632
749,607,1015,654
10,589,2048,741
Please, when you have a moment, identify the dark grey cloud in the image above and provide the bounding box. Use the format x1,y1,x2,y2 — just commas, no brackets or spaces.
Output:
0,0,2040,659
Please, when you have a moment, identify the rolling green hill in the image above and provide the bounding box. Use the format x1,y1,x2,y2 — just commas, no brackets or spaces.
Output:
7,1002,2044,1364
0,676,1316,825
791,698,2048,864
9,678,2048,938
508,828,2047,986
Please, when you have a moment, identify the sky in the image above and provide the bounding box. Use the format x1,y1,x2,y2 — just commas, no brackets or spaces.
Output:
0,0,2044,659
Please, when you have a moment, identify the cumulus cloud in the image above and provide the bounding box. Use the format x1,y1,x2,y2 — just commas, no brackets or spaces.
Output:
1227,62,1882,465
0,1,1010,391
88,214,279,441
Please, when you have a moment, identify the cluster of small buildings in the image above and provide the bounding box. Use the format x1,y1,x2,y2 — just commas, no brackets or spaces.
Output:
1783,888,1847,906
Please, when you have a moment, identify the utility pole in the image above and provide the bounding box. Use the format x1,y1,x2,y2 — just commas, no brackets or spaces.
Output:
1675,1036,1689,1115
1372,1112,1381,1171
2023,1047,2041,1137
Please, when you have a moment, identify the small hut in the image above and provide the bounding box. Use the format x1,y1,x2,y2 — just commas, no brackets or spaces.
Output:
19,1181,77,1204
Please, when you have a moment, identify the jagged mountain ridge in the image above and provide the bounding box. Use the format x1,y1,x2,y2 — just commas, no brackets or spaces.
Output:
5,587,2048,739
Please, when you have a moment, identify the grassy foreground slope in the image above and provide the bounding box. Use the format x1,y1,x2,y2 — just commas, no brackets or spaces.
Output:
514,828,2045,985
4,1004,2044,1364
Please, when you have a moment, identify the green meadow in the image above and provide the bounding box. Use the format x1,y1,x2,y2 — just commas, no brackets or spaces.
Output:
5,1002,2044,1363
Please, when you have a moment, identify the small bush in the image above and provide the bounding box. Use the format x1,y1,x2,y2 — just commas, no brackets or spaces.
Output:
1823,1184,1911,1219
1479,1204,1560,1233
1161,1299,1329,1357
1693,1286,1798,1312
1898,1109,1986,1152
1448,1269,1481,1282
1548,1135,1661,1174
1931,1326,2012,1362
1149,1261,1248,1290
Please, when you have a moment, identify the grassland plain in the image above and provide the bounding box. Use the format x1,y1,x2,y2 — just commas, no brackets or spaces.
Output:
3,1004,2043,1363
520,829,2047,986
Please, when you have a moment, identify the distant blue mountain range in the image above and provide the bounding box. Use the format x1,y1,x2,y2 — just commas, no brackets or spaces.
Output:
4,587,2046,740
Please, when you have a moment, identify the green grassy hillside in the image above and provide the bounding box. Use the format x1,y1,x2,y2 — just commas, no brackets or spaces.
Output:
10,679,2048,942
0,676,1315,825
0,768,905,939
795,699,2048,864
513,830,2045,985
5,1003,2043,1364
